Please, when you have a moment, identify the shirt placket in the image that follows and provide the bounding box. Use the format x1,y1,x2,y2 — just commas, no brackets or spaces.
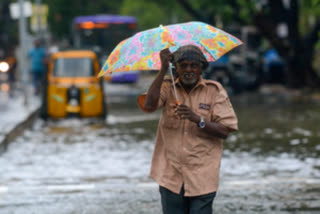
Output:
181,94,191,161
175,83,203,195
177,84,200,162
180,87,200,196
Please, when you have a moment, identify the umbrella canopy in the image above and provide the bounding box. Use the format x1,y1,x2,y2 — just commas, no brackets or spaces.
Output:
98,21,242,77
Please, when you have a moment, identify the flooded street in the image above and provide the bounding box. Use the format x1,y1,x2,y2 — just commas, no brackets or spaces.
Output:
1,79,320,213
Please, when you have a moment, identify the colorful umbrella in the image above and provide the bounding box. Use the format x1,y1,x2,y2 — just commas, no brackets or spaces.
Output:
98,21,242,77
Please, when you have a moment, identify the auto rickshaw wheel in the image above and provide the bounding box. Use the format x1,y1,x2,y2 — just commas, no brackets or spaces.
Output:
100,79,108,120
101,101,108,120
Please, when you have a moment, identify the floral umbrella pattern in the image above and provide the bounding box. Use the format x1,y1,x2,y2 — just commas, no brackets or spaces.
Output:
98,21,242,77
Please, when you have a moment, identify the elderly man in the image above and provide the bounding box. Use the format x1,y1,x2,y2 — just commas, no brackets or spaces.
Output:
137,45,238,214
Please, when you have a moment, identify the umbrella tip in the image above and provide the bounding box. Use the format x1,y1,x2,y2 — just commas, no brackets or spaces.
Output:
97,70,104,78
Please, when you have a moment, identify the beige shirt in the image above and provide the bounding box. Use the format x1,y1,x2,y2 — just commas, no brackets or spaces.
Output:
137,76,238,196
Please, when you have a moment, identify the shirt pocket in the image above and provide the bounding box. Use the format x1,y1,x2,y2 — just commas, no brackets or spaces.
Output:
196,100,212,121
162,107,179,129
197,108,211,120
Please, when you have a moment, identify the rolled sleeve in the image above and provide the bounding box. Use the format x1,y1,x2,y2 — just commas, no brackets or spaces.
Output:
212,89,238,131
137,81,171,113
137,94,152,113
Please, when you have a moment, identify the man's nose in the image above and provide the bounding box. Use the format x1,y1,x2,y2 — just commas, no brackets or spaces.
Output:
185,65,193,72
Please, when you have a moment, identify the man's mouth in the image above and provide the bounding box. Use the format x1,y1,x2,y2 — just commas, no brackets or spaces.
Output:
183,73,194,79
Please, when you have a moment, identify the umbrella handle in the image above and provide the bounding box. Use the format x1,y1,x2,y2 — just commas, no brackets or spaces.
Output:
169,63,180,105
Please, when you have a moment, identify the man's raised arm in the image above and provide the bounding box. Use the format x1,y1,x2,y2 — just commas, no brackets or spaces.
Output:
144,48,172,112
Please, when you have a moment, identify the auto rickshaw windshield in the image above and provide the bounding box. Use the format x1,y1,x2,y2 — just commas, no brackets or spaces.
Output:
53,57,94,77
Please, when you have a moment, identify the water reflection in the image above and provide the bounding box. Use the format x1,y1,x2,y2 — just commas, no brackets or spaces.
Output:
0,89,319,213
228,95,320,159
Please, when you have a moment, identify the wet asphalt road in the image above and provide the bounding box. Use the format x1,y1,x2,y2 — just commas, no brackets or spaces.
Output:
1,77,320,214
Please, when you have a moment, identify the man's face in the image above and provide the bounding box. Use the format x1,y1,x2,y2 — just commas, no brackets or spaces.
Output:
176,60,202,88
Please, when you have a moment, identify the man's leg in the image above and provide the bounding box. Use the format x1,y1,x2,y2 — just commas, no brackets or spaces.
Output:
189,192,216,214
159,186,188,214
34,71,41,95
38,71,45,95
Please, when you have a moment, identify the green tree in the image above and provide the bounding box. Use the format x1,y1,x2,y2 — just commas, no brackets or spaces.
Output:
120,0,191,29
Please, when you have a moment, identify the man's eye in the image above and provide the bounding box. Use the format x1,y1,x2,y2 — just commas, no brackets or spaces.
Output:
178,63,201,69
191,63,200,68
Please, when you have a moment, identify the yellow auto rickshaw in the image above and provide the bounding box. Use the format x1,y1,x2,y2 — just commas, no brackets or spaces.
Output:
40,50,107,119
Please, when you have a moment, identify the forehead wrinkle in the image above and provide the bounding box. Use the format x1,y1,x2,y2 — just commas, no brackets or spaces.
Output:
178,60,200,65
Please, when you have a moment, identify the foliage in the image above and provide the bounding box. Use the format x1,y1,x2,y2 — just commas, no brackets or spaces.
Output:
43,0,258,37
165,0,320,87
312,0,320,66
234,0,255,24
4,0,320,41
120,0,171,30
300,0,320,35
316,32,320,49
120,0,189,30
